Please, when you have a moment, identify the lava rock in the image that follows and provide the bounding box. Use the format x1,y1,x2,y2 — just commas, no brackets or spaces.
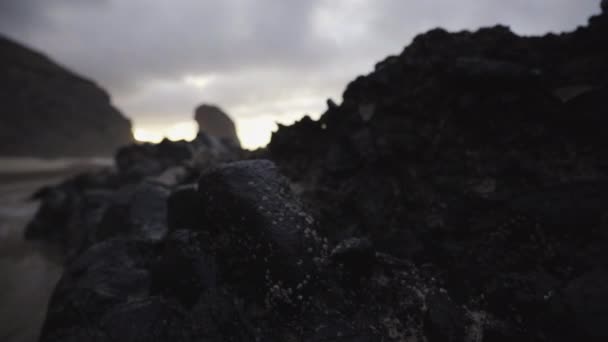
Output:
99,296,198,342
424,291,466,342
190,289,251,341
448,57,539,86
95,182,169,242
563,270,608,340
167,184,202,231
151,230,217,307
330,237,375,282
40,239,155,341
156,139,193,162
114,139,193,181
127,181,170,240
26,182,118,258
198,159,324,298
24,186,72,242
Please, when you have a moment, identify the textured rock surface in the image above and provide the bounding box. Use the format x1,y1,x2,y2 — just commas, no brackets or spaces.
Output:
25,133,241,259
0,35,133,157
197,160,325,301
27,5,608,342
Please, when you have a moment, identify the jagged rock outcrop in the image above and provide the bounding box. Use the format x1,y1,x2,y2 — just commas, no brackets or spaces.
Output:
0,35,133,157
194,104,241,147
28,4,608,341
267,6,608,341
25,134,241,259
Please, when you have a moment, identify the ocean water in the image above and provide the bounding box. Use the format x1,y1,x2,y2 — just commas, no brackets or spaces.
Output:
0,158,111,342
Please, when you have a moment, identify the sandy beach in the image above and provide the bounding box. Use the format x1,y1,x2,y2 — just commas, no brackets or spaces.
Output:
0,158,111,342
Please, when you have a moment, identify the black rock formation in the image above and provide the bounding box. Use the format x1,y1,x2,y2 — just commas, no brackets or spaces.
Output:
194,104,241,147
25,134,241,259
27,5,608,342
0,35,133,157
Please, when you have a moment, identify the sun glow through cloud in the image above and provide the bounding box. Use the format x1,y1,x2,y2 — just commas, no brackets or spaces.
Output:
133,128,164,143
133,121,198,143
183,75,216,89
235,111,323,150
133,111,322,150
166,121,198,141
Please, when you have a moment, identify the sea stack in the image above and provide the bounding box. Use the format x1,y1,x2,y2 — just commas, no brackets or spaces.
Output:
194,104,240,147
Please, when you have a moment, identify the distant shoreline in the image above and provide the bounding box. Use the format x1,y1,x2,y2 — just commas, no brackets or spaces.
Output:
0,161,68,342
0,168,92,184
0,157,113,185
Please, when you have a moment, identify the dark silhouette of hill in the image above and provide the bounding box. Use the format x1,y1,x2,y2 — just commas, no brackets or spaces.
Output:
0,35,133,157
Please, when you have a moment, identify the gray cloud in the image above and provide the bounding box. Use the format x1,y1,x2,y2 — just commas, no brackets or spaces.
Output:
0,0,601,147
1,0,334,93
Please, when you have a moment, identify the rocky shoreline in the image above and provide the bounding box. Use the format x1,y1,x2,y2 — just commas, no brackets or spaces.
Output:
26,5,608,341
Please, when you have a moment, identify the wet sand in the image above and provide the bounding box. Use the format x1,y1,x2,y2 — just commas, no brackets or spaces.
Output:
0,158,111,342
0,178,62,342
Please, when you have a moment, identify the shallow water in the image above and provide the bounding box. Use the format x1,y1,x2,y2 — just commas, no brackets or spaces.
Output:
0,179,63,342
0,158,111,342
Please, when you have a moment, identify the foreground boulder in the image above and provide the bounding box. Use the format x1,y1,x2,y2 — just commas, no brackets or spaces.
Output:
0,35,133,157
198,160,326,301
267,6,608,341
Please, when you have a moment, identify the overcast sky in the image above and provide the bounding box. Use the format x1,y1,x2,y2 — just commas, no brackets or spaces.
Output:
0,0,601,148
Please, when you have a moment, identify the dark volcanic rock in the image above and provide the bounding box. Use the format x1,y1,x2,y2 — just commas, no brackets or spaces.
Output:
424,292,466,342
329,237,375,284
41,239,155,341
151,230,218,308
114,139,193,180
96,181,170,241
25,132,240,257
266,7,608,341
0,35,133,157
197,159,325,299
166,184,201,231
126,181,170,240
563,271,608,339
98,296,198,342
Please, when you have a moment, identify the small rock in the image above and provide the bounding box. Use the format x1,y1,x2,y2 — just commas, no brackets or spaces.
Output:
40,239,155,340
128,182,170,240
